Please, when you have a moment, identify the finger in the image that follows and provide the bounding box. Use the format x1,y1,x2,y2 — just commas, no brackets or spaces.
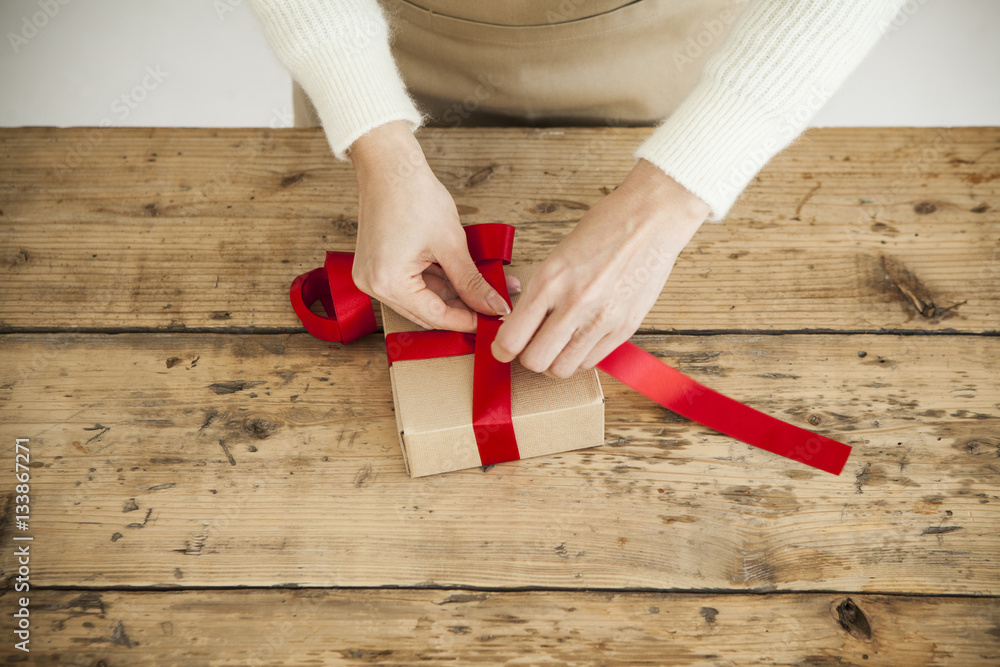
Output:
547,315,610,379
423,270,520,302
516,308,584,374
422,272,460,303
491,285,551,363
382,299,435,332
424,263,447,281
581,329,632,370
402,285,479,332
437,244,510,317
378,268,479,332
427,257,519,295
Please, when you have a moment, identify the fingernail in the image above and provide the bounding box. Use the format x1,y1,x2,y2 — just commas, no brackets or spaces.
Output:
512,285,522,294
487,291,510,316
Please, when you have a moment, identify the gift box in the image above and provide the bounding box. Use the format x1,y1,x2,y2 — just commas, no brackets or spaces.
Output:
381,264,605,477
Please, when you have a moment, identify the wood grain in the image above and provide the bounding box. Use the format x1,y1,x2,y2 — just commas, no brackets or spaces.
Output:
2,126,997,663
1,127,997,332
2,590,995,666
1,332,996,593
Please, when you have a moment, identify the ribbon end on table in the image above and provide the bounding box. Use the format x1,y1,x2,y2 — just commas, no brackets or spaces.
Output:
599,341,855,477
762,430,853,476
807,440,853,476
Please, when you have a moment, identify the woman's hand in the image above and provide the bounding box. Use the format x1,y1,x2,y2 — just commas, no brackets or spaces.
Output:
350,121,519,332
491,159,710,377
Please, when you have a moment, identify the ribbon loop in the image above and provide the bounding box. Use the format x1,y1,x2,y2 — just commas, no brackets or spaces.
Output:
465,223,514,265
289,251,376,344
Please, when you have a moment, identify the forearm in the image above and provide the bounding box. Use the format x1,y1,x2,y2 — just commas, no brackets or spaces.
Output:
350,121,427,186
619,159,710,235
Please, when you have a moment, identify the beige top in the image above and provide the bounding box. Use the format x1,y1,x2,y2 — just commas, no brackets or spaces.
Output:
383,0,743,126
252,0,908,219
398,0,637,26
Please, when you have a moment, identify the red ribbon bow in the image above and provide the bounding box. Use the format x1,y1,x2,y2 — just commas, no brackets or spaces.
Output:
290,223,851,475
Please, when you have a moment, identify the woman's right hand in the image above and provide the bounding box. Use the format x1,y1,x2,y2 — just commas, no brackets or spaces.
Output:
349,121,519,332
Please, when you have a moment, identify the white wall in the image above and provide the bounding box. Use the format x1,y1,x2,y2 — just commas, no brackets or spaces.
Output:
810,0,1000,126
0,0,293,128
1,0,998,129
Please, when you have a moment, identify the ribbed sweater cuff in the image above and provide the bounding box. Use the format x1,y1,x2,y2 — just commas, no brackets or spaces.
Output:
635,77,795,222
249,0,423,161
292,42,423,160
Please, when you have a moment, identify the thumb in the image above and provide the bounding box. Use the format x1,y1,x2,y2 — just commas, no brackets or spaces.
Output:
438,245,510,317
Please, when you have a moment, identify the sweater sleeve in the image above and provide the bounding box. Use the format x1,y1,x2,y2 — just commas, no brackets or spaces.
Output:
635,0,907,221
249,0,423,160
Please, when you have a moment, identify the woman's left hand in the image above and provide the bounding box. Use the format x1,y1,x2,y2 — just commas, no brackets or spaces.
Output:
491,159,710,378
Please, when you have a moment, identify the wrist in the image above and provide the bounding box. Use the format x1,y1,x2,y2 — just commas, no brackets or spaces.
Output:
349,120,428,185
607,160,708,249
625,159,710,225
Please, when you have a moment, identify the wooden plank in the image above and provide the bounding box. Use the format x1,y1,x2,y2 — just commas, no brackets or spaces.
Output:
1,332,997,593
2,590,996,665
1,127,997,332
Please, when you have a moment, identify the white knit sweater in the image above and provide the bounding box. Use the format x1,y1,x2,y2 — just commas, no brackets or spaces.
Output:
250,0,906,220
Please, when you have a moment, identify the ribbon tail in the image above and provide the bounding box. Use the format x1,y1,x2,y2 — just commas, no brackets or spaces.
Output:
597,342,852,475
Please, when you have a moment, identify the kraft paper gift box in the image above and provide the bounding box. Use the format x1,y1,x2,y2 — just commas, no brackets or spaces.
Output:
381,264,605,478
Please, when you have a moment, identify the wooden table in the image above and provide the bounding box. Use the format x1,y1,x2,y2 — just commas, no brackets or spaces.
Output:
1,126,998,665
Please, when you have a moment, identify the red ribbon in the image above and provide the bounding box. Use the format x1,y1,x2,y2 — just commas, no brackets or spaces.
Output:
289,223,851,475
290,251,375,344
